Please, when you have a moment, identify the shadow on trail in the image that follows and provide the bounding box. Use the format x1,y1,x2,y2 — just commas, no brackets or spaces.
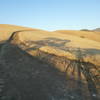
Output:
19,38,100,100
22,37,100,58
0,30,99,100
0,42,93,100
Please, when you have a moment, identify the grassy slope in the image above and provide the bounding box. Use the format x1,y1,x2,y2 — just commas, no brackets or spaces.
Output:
0,24,100,66
14,29,100,66
55,30,100,42
0,24,39,42
0,37,93,100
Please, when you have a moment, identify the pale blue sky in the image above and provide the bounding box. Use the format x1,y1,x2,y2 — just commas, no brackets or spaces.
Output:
0,0,100,30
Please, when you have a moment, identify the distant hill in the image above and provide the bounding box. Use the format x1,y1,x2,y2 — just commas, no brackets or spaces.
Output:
93,28,100,32
80,28,100,32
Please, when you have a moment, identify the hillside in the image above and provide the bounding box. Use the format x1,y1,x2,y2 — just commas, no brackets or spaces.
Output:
55,30,100,42
0,24,100,100
0,24,40,42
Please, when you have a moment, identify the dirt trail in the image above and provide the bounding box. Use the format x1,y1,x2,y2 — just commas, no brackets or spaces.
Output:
0,31,100,100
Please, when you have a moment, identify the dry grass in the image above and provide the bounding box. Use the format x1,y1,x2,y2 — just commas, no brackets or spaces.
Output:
55,30,100,42
13,29,100,66
0,24,100,67
0,24,100,99
0,24,39,42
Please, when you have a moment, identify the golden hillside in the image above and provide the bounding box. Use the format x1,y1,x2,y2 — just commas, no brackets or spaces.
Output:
0,24,100,99
0,24,39,42
0,24,100,67
55,30,100,42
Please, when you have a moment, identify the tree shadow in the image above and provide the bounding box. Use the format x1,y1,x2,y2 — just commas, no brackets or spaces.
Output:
23,37,100,60
65,59,100,100
7,29,100,58
0,42,94,100
23,38,100,99
72,48,100,58
24,37,71,51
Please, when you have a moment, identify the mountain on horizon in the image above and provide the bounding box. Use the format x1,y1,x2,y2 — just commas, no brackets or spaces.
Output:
80,28,100,32
93,28,100,32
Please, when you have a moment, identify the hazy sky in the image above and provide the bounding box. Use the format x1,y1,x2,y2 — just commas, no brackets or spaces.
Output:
0,0,100,30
